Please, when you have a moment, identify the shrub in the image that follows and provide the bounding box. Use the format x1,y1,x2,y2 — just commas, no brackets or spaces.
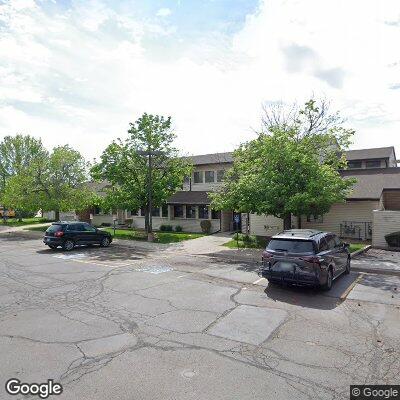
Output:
160,224,173,232
125,218,133,227
200,220,212,234
385,231,400,247
175,225,183,232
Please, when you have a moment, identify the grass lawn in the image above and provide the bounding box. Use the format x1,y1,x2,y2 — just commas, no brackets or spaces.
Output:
101,228,205,244
24,225,52,232
0,217,52,227
223,234,368,253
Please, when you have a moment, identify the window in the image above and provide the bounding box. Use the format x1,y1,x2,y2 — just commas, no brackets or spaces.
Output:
184,175,190,184
198,205,209,219
162,205,168,218
211,210,221,219
217,170,225,182
152,207,160,217
307,215,323,223
174,205,183,218
67,224,84,232
186,205,196,219
347,160,362,169
205,171,215,183
94,206,101,215
326,235,336,250
131,210,138,216
83,224,96,232
318,238,329,252
267,239,314,254
139,208,145,216
366,160,381,168
193,171,203,183
333,235,342,248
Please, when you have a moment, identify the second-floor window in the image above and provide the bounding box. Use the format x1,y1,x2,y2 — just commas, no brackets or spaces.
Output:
366,160,381,168
347,161,362,169
205,171,215,183
217,170,225,182
193,171,203,183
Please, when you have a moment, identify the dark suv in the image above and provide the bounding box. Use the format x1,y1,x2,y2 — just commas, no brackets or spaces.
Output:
43,221,112,251
260,229,350,290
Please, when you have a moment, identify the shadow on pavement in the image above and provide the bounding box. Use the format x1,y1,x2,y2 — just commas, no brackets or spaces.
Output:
263,272,361,310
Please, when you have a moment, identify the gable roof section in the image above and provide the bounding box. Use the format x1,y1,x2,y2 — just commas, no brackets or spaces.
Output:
345,146,395,161
167,191,210,205
186,152,233,165
341,168,400,200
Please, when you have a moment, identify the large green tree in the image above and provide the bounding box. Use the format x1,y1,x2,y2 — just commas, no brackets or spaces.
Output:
2,144,94,220
211,99,356,230
91,113,192,237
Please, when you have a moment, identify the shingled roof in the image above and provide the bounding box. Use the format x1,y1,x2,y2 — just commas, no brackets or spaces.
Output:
186,152,233,165
341,168,400,200
345,146,395,161
167,191,211,205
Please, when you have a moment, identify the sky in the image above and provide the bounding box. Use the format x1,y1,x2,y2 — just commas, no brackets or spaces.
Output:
0,0,399,162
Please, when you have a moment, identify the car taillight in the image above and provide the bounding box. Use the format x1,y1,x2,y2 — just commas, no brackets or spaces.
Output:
55,231,64,237
300,256,321,266
262,251,273,263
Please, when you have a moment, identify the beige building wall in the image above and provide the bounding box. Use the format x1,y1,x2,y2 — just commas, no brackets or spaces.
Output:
249,200,379,237
372,210,400,247
184,163,232,192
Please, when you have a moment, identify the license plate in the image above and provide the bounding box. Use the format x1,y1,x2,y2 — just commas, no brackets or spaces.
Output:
276,262,294,271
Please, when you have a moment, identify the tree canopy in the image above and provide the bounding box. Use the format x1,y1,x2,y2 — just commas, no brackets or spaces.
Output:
211,99,356,230
1,140,95,220
91,113,192,232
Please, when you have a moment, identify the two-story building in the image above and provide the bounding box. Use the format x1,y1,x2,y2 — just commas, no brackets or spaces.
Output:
83,146,400,246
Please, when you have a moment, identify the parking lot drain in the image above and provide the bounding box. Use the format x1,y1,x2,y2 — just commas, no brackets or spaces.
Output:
136,265,173,274
53,253,87,260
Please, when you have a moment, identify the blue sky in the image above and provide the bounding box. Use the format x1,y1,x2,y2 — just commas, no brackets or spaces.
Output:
0,0,399,160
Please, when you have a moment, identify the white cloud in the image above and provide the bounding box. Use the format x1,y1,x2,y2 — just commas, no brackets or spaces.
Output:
0,0,399,162
156,8,172,18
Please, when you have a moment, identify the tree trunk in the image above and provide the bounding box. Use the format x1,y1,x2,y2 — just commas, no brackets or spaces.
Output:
283,213,292,230
144,205,149,232
55,210,60,221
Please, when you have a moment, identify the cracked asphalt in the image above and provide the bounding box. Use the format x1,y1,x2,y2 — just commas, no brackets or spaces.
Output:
0,235,399,400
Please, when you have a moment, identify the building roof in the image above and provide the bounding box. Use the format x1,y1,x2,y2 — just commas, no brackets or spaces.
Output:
345,146,395,161
167,191,211,205
341,168,400,200
186,152,233,166
86,181,112,197
186,147,396,166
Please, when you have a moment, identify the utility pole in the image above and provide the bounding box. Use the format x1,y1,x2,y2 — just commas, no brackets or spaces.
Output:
138,149,163,242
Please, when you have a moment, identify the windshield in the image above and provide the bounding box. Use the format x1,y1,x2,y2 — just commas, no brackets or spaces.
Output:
267,239,315,254
46,224,63,233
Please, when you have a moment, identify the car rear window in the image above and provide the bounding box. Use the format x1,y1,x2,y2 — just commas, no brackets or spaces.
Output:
267,239,315,254
46,224,63,233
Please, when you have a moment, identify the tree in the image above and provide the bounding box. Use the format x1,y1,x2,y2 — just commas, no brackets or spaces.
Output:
0,135,47,218
211,99,356,230
91,113,192,239
2,144,93,220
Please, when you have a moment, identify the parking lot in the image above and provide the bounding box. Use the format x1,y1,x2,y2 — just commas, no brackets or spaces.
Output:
1,234,399,400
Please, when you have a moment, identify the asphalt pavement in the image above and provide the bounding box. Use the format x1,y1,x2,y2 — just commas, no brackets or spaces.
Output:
0,234,399,400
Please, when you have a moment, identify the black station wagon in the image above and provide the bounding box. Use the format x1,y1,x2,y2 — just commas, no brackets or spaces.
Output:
43,221,112,251
260,229,351,290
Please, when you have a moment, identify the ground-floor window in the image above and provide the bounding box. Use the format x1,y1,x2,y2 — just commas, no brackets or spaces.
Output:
186,205,196,219
162,205,168,218
199,205,209,219
211,210,221,219
152,207,160,217
174,205,183,218
131,209,138,216
307,214,323,223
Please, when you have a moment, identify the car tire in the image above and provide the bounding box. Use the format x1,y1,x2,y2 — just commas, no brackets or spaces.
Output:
345,257,351,274
100,237,110,247
63,239,75,251
48,244,58,250
322,268,333,291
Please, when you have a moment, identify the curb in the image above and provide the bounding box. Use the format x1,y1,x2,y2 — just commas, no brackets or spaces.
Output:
350,245,371,258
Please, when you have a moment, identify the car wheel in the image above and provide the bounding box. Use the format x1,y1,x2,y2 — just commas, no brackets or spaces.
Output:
100,237,110,247
63,239,75,251
48,244,58,249
345,257,351,274
322,268,333,291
